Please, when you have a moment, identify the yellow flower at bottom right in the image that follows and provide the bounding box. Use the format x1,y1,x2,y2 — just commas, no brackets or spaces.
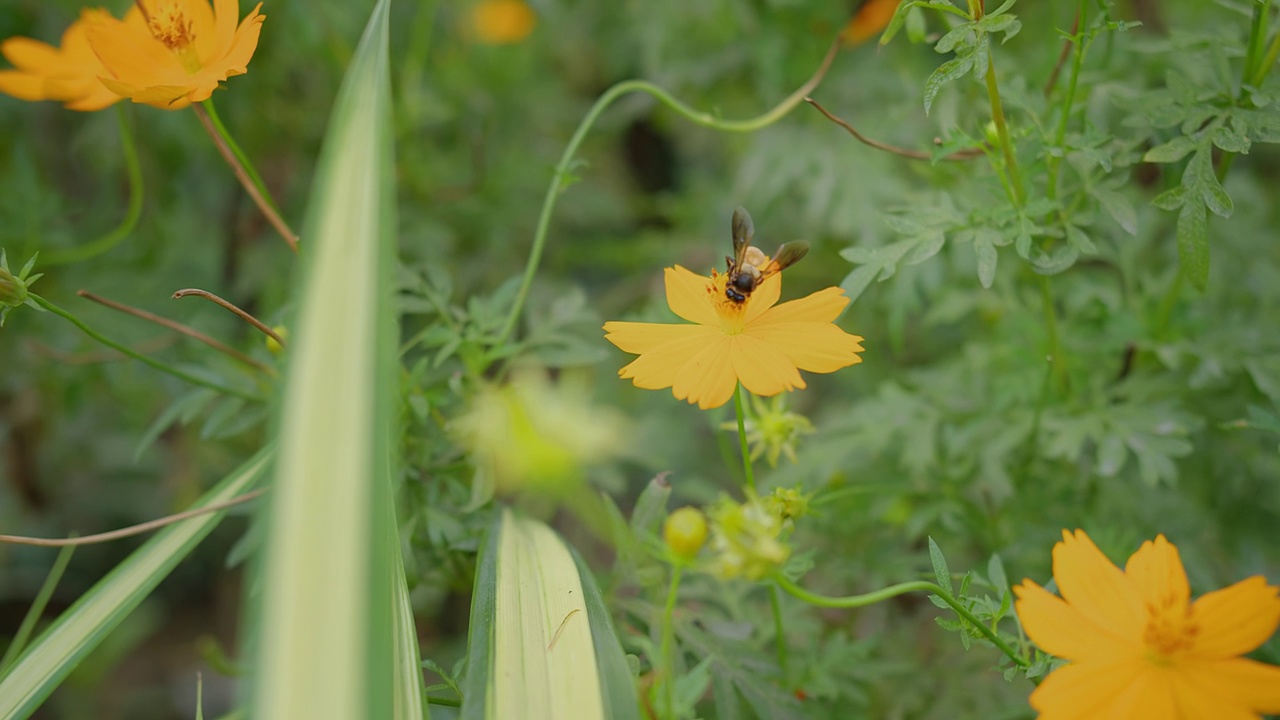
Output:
1013,529,1280,720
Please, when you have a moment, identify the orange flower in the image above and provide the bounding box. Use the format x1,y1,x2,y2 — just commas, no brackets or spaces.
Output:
87,0,264,109
0,9,121,111
1014,530,1280,720
470,0,536,45
603,266,864,410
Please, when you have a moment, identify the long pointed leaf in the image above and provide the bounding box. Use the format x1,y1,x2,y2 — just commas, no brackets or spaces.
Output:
0,448,272,720
248,0,407,717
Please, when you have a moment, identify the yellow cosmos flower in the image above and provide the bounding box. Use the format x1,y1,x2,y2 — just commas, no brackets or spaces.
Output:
1013,529,1280,720
470,0,536,45
87,0,264,109
603,266,864,410
0,9,121,111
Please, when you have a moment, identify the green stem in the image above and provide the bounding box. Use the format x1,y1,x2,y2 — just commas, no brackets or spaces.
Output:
772,574,1029,669
1243,0,1271,91
768,584,788,680
42,106,143,266
1038,275,1066,390
984,49,1025,206
659,565,684,720
201,98,278,213
494,41,840,346
1153,267,1184,338
1046,0,1089,203
0,544,75,674
1252,14,1280,87
30,294,262,402
734,383,755,492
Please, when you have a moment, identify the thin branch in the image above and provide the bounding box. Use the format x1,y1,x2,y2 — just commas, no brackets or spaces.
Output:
1043,9,1082,97
192,104,299,253
805,97,984,161
0,489,267,547
172,288,286,348
78,290,275,375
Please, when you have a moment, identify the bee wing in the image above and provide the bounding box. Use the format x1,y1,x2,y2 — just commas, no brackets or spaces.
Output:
731,206,755,267
766,241,810,273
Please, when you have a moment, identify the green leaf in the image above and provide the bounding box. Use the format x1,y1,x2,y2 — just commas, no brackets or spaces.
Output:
927,537,953,594
0,449,271,719
1092,186,1137,235
924,50,976,116
462,510,640,720
1177,201,1210,292
974,237,998,289
1211,124,1251,154
248,2,411,718
1143,135,1198,163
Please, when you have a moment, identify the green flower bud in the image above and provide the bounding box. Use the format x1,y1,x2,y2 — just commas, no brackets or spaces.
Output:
664,507,708,560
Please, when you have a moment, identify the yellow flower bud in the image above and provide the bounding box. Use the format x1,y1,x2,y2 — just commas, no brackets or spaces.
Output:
265,326,288,355
663,507,708,560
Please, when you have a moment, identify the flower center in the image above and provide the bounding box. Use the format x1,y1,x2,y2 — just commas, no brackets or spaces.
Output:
138,1,202,72
707,271,748,335
1141,592,1199,664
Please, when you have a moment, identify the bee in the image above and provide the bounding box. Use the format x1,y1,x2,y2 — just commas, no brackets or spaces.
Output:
724,206,809,304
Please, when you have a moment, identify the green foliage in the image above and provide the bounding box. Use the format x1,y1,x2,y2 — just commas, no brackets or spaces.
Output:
2,0,1280,718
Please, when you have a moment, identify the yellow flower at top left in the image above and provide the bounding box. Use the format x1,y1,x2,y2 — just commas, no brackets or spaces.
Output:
88,0,265,109
0,9,121,111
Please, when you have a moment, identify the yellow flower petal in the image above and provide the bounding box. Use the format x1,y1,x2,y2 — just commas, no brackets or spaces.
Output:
1123,534,1190,613
604,320,716,355
740,270,781,325
728,334,805,397
745,322,863,374
1027,659,1152,720
665,266,719,326
614,327,720,390
1189,576,1280,658
1013,579,1138,661
0,10,122,111
671,337,737,409
87,0,263,108
1176,657,1280,714
752,285,849,326
1051,529,1145,645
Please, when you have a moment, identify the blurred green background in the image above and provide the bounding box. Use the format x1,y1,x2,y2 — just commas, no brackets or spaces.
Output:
2,0,1279,717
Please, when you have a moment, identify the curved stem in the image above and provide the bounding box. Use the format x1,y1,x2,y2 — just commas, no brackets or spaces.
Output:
42,105,143,266
734,383,755,492
30,293,262,402
194,102,299,253
772,574,1029,669
659,564,684,720
494,39,841,346
78,290,275,375
172,287,286,348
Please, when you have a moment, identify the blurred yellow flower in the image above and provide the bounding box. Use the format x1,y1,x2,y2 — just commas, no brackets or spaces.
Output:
1014,530,1280,720
87,0,264,109
604,266,864,410
706,489,800,580
0,9,121,111
470,0,536,45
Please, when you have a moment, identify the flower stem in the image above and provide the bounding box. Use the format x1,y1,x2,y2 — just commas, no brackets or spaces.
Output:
659,564,684,720
984,51,1024,207
42,105,143,266
494,40,841,347
768,584,789,679
734,383,755,492
0,543,74,674
30,293,262,402
1046,0,1089,203
772,573,1029,669
193,102,299,253
1039,275,1067,390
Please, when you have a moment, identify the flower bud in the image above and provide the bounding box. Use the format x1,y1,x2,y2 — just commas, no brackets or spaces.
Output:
664,507,708,560
265,325,288,355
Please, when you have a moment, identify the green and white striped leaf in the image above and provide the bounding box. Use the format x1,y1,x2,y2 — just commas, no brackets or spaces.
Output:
248,0,417,717
461,509,639,720
0,448,272,720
